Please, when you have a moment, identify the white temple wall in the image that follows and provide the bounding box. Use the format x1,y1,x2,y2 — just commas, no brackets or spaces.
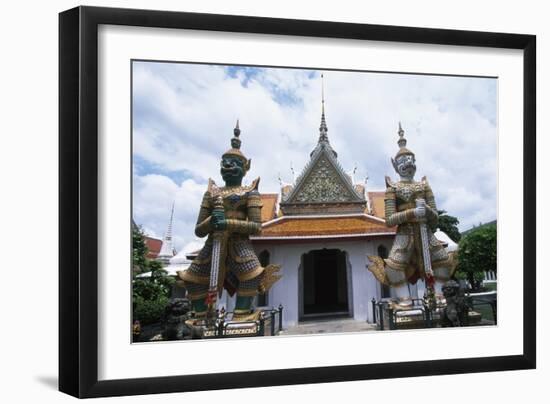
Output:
253,243,301,327
253,237,394,327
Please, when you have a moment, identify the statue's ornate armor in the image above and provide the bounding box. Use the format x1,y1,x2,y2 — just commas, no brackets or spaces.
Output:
178,178,266,300
368,123,458,304
381,176,453,286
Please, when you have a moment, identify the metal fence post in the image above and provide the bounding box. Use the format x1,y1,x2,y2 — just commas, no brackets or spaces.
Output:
258,312,265,336
426,307,432,328
378,303,384,330
270,310,276,336
278,304,284,332
371,298,376,324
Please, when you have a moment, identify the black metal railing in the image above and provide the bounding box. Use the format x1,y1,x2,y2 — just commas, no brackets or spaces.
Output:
259,304,284,336
468,293,497,325
203,304,284,338
372,298,431,330
371,292,497,330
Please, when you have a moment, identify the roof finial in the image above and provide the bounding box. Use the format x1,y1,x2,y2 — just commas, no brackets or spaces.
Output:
321,73,325,113
319,73,328,142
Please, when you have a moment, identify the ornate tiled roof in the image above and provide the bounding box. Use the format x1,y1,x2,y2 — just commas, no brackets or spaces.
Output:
253,213,395,240
367,191,386,219
260,193,278,222
144,236,162,259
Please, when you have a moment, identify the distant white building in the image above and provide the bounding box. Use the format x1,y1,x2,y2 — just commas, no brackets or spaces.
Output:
156,202,177,265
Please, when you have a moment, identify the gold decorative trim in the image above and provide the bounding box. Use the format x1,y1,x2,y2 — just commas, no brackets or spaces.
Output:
259,264,282,293
232,310,261,322
191,255,212,265
229,247,257,263
177,270,210,285
207,177,260,198
367,255,389,285
233,308,252,314
236,265,265,282
384,258,409,272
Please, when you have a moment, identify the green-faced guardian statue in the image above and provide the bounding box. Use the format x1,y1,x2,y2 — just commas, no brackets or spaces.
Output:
177,121,281,321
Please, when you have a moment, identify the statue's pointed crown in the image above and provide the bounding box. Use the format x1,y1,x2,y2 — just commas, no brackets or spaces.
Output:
222,120,250,170
394,122,415,159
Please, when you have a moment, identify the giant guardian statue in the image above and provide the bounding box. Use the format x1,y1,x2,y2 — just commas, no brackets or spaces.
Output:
368,124,456,307
177,122,281,321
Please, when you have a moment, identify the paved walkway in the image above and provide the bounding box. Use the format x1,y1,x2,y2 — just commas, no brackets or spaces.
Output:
281,318,377,335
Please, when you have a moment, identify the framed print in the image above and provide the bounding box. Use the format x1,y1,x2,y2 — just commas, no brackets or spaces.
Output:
59,6,536,398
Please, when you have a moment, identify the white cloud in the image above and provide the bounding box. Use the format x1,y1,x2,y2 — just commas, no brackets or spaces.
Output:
132,62,497,248
133,174,207,251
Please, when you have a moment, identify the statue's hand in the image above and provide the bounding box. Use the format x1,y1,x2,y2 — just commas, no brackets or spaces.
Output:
414,198,426,219
210,209,226,230
212,219,227,231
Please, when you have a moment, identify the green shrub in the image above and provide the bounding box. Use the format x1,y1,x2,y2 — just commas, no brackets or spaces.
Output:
457,223,496,291
133,295,169,325
131,223,176,325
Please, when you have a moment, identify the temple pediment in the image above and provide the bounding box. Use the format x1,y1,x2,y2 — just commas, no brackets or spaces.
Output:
280,146,366,215
279,79,366,216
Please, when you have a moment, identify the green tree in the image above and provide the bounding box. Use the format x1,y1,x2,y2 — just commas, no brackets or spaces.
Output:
132,224,149,274
433,210,461,242
132,224,175,325
456,223,496,291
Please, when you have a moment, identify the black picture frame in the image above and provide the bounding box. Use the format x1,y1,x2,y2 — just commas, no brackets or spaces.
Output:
59,5,536,398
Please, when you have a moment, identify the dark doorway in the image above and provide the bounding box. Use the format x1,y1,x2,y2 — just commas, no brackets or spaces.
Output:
257,250,270,307
378,245,391,299
301,249,350,319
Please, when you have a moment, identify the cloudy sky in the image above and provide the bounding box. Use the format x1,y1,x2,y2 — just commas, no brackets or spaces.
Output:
132,61,497,253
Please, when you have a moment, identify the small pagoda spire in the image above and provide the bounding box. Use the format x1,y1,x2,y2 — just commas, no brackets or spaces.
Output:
157,201,175,265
